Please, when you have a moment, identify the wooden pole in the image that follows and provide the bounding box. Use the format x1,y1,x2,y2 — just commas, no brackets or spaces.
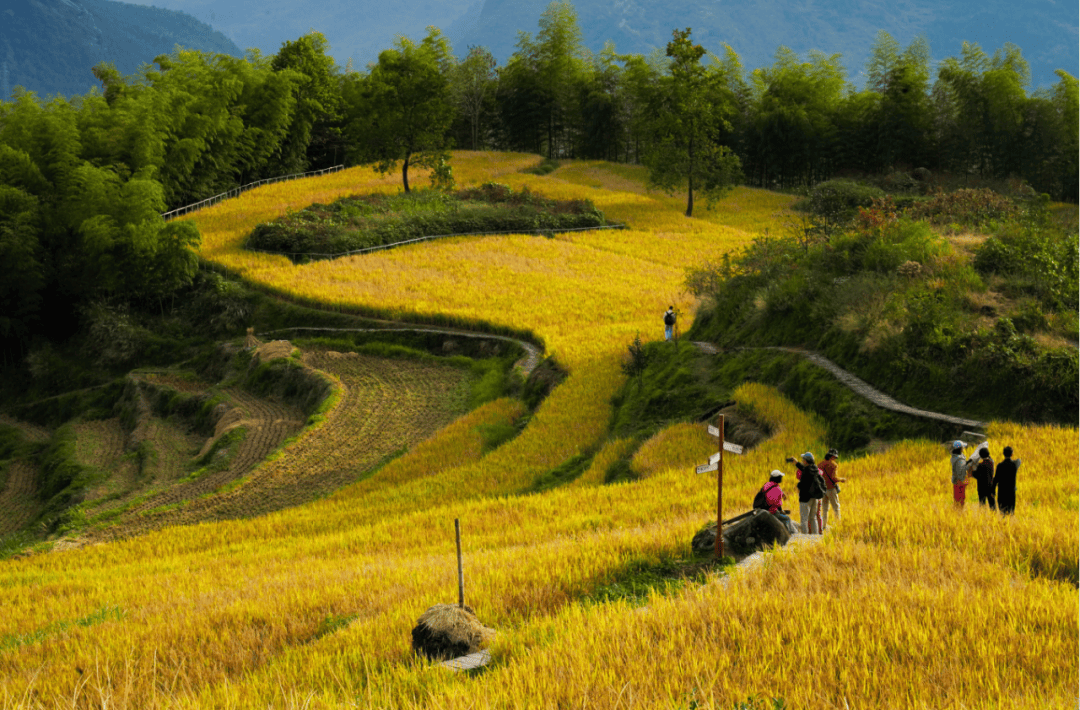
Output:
715,414,725,558
455,518,464,609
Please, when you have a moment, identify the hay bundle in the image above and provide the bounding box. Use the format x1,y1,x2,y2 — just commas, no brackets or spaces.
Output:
253,339,294,363
411,604,495,661
244,327,262,349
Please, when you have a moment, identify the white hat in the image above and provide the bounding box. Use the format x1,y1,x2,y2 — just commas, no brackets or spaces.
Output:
770,469,785,478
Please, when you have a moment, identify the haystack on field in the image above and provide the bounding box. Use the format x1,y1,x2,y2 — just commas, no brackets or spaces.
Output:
0,152,1075,709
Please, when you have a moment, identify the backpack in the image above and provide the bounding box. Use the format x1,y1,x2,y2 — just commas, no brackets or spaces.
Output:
664,311,675,326
752,485,770,510
812,469,827,499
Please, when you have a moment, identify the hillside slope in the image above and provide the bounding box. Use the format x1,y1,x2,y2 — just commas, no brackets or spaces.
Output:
0,0,242,99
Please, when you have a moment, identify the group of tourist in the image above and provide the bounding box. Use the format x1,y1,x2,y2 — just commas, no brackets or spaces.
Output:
754,449,844,535
754,440,1020,535
950,441,1020,514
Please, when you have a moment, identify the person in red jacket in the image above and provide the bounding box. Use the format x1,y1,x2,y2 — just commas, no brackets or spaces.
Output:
819,448,847,531
758,470,794,532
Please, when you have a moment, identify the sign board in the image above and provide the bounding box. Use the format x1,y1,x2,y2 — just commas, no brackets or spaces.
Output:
707,425,744,455
695,462,718,474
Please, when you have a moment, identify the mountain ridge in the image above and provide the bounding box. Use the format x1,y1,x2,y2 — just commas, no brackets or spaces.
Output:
1,0,243,99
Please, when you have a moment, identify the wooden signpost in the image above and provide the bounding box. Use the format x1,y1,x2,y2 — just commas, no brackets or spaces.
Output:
695,413,744,558
714,416,724,557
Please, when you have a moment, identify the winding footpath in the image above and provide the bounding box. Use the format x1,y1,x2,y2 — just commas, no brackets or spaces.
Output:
257,325,543,378
691,341,986,429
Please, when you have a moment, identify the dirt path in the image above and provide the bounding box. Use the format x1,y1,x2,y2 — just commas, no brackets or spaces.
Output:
257,326,543,379
691,341,985,429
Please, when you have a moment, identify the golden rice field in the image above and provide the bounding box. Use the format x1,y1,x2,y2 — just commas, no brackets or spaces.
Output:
0,153,1075,709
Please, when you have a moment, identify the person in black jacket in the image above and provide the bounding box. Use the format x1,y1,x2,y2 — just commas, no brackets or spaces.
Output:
972,446,995,509
787,452,825,534
993,446,1021,514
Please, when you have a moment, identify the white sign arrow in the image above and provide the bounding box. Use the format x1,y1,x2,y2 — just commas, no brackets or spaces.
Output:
705,425,744,455
695,462,718,474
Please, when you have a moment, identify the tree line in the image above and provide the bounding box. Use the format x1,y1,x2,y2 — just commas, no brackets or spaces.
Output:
0,0,1077,367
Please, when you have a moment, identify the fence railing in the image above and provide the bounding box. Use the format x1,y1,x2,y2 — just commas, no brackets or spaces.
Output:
161,165,346,221
245,223,629,261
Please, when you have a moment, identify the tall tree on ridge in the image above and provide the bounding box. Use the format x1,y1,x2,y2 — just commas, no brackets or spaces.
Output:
640,28,741,217
346,27,455,193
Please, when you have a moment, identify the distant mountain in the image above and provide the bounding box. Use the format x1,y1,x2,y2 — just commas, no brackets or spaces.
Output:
454,0,1078,89
124,0,1076,89
0,0,243,99
115,0,476,70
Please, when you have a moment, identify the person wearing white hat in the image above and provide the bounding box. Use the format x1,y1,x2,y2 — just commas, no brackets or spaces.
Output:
950,440,969,509
754,470,796,534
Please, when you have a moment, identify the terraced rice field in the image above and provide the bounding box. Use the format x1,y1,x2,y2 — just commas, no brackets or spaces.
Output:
81,348,475,542
0,154,1074,710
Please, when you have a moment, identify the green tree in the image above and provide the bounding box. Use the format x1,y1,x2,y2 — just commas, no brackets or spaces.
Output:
498,2,589,159
347,28,455,193
1051,70,1078,201
935,42,1030,179
578,42,630,161
534,1,589,158
452,46,498,151
863,33,933,170
269,32,344,173
745,47,847,188
640,28,741,217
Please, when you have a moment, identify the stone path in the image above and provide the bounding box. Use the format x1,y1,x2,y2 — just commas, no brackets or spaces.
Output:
691,341,985,429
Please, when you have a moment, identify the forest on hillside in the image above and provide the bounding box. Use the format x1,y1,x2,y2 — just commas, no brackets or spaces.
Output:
0,1,1077,382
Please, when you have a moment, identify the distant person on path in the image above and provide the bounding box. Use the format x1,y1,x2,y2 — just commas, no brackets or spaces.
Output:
663,306,676,341
755,470,796,533
994,446,1021,514
950,440,969,509
789,452,825,534
819,448,847,530
972,446,995,509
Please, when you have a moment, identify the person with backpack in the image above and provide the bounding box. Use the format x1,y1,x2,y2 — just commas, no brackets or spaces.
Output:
971,446,995,509
993,446,1021,515
819,448,846,531
663,306,676,341
754,470,795,533
788,452,825,534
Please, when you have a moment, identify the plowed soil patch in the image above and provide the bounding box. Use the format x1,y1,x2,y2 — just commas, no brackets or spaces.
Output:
0,460,42,535
135,372,213,394
0,414,51,443
74,419,139,502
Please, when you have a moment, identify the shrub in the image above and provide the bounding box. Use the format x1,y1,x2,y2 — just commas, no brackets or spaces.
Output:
906,188,1019,227
803,179,886,227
